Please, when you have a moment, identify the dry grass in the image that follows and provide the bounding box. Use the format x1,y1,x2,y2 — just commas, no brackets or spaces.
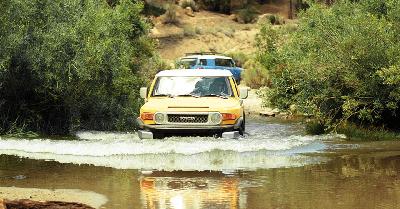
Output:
163,4,179,24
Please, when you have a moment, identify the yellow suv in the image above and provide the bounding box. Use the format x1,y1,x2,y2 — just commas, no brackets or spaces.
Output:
136,70,248,139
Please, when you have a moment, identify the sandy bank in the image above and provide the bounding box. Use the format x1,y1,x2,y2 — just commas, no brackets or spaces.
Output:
0,187,107,209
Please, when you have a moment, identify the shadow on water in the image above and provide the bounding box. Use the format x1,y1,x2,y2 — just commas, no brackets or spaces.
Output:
0,120,400,208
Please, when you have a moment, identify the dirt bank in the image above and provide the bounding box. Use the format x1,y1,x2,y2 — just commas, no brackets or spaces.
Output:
0,187,107,209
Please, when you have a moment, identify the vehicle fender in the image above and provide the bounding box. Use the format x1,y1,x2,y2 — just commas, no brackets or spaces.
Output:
233,117,244,129
136,117,145,129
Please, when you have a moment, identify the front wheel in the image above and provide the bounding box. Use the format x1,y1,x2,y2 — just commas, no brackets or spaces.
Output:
238,117,245,136
153,132,165,139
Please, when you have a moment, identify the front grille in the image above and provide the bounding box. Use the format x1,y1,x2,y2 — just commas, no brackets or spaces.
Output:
167,114,208,124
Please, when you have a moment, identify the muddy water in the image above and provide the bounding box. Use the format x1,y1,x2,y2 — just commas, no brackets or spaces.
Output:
0,119,400,209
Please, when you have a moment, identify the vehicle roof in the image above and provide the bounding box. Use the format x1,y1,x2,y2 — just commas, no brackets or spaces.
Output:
155,69,233,77
181,55,233,60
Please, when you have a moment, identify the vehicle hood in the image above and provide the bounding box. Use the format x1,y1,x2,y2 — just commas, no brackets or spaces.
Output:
142,97,241,112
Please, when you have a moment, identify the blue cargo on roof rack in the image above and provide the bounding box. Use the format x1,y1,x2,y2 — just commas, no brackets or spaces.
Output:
178,52,243,84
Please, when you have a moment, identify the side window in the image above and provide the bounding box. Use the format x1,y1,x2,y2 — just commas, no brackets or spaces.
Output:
199,59,207,66
230,59,235,67
215,59,234,67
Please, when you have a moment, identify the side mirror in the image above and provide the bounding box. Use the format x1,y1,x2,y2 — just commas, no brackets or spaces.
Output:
239,87,249,99
140,87,148,99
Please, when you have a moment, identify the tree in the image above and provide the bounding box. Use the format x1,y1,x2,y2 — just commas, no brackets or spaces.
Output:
0,0,155,134
260,0,400,130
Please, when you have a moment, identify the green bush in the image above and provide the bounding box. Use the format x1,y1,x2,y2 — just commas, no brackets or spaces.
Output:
199,0,231,14
179,0,198,11
225,52,248,67
268,14,284,25
243,58,270,89
0,0,155,134
260,0,400,130
243,23,279,89
143,2,166,16
337,122,400,141
305,120,327,135
236,6,259,24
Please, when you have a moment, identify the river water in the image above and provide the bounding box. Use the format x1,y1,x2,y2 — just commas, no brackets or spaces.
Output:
0,118,400,209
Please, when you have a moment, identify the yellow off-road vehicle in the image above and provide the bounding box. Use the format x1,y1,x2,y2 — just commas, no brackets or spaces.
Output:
137,70,248,139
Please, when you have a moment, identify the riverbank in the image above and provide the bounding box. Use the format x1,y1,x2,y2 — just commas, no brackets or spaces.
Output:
0,187,107,209
243,88,286,118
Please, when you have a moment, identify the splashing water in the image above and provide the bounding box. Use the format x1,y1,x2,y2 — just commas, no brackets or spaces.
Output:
0,122,339,170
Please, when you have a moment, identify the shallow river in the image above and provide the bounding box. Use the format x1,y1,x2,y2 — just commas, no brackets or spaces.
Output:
1,118,400,209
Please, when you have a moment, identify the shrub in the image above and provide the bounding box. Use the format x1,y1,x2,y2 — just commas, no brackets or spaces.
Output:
195,26,203,34
0,0,155,134
305,120,327,135
261,1,400,130
140,56,171,85
268,14,284,25
179,0,198,11
143,2,166,16
243,23,279,89
236,6,259,24
225,52,248,68
200,0,231,14
183,25,196,36
222,28,235,38
243,58,270,89
337,122,400,141
163,4,179,24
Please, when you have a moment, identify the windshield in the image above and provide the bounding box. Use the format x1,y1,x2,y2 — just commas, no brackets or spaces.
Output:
178,58,197,68
152,76,233,97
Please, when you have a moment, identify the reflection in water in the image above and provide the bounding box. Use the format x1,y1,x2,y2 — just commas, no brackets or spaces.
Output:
139,171,246,209
1,151,400,208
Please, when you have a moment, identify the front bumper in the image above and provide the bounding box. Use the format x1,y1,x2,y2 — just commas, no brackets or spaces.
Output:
136,117,243,132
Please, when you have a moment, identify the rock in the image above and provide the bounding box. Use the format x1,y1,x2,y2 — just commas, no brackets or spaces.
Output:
272,108,280,114
0,199,6,209
185,7,195,17
259,111,275,117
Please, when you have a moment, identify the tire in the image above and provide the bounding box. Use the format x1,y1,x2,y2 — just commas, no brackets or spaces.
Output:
153,132,165,139
238,116,245,136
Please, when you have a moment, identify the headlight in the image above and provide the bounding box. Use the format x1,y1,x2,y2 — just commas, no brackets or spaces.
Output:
154,113,165,124
210,113,222,124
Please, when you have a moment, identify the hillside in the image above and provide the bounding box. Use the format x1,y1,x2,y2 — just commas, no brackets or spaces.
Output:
149,0,293,62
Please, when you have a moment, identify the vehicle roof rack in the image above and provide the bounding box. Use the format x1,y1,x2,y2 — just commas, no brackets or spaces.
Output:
185,52,225,56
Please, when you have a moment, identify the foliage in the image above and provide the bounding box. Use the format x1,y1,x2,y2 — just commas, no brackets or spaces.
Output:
337,122,400,141
267,14,284,25
183,25,197,36
0,0,155,134
259,0,400,130
225,52,248,67
200,0,231,14
142,1,166,16
139,56,171,85
243,58,270,89
305,120,327,135
236,6,259,24
163,3,179,24
179,0,198,11
244,23,279,89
